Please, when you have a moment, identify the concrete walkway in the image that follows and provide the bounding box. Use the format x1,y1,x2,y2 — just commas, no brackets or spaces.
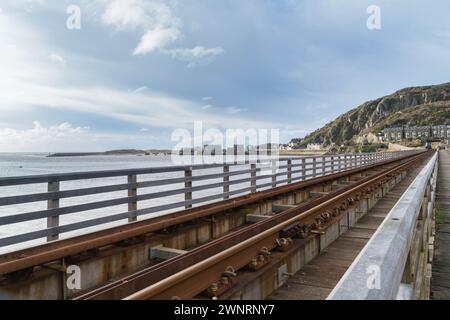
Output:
431,150,450,300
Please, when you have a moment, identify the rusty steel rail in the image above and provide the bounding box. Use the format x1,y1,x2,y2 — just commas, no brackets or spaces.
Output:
75,151,432,300
123,151,432,300
0,151,423,276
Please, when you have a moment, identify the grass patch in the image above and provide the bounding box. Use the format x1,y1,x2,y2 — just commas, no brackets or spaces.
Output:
435,208,446,224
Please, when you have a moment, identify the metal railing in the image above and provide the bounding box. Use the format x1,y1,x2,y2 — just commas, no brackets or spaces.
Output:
0,151,417,251
328,151,437,300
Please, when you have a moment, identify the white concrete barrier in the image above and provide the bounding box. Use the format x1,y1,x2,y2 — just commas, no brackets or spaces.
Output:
328,152,438,300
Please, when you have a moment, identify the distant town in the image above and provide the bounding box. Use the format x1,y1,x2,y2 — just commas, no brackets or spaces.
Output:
382,125,450,142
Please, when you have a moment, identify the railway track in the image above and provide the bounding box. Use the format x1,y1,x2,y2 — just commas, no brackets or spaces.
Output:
0,152,418,277
70,150,432,300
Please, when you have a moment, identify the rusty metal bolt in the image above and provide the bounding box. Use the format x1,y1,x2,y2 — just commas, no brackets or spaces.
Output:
276,238,290,247
314,217,323,227
321,212,331,222
208,283,219,295
332,208,340,217
223,266,237,278
276,238,282,246
259,247,271,257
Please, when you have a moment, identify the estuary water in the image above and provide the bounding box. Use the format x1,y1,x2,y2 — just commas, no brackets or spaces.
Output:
0,153,192,253
0,153,173,177
0,153,283,254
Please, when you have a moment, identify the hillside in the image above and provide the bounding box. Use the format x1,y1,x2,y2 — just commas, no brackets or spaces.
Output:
290,83,450,148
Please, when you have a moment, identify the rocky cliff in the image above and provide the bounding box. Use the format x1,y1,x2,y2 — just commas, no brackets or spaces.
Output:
290,83,450,148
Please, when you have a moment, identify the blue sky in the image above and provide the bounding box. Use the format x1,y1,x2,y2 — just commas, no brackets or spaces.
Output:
0,0,450,152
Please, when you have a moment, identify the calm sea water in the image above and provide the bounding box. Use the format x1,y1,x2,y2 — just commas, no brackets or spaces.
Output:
0,153,173,177
0,153,278,254
0,153,190,253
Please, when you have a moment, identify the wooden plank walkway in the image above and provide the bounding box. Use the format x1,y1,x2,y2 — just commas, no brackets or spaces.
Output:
268,162,426,300
431,150,450,300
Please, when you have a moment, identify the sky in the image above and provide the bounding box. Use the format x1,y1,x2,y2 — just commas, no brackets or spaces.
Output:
0,0,450,152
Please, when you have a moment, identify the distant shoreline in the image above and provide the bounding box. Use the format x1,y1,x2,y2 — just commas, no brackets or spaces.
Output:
47,149,172,157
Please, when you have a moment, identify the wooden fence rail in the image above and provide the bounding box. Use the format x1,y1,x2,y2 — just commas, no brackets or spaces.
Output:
0,151,417,250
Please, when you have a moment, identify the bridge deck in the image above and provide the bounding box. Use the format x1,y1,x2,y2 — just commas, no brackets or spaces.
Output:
268,162,425,300
432,150,450,300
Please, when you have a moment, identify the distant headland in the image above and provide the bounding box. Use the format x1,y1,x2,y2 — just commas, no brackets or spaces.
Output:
47,149,172,157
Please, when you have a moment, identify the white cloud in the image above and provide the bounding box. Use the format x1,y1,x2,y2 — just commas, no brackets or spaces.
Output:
133,27,180,55
202,104,213,110
226,106,247,114
0,121,90,151
96,0,183,55
93,0,224,64
0,121,166,152
164,46,224,66
100,0,179,31
202,96,213,101
0,8,284,151
132,86,148,93
48,53,66,66
1,76,280,133
0,12,64,94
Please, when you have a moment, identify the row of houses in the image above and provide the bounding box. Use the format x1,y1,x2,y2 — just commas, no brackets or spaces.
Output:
383,125,450,142
178,144,279,156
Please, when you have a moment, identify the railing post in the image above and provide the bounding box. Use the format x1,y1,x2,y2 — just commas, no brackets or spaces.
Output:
223,165,230,200
128,174,137,222
47,181,60,242
287,160,292,184
322,156,326,176
302,158,306,180
331,156,335,174
251,163,257,193
185,168,193,209
313,157,317,178
272,160,277,188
